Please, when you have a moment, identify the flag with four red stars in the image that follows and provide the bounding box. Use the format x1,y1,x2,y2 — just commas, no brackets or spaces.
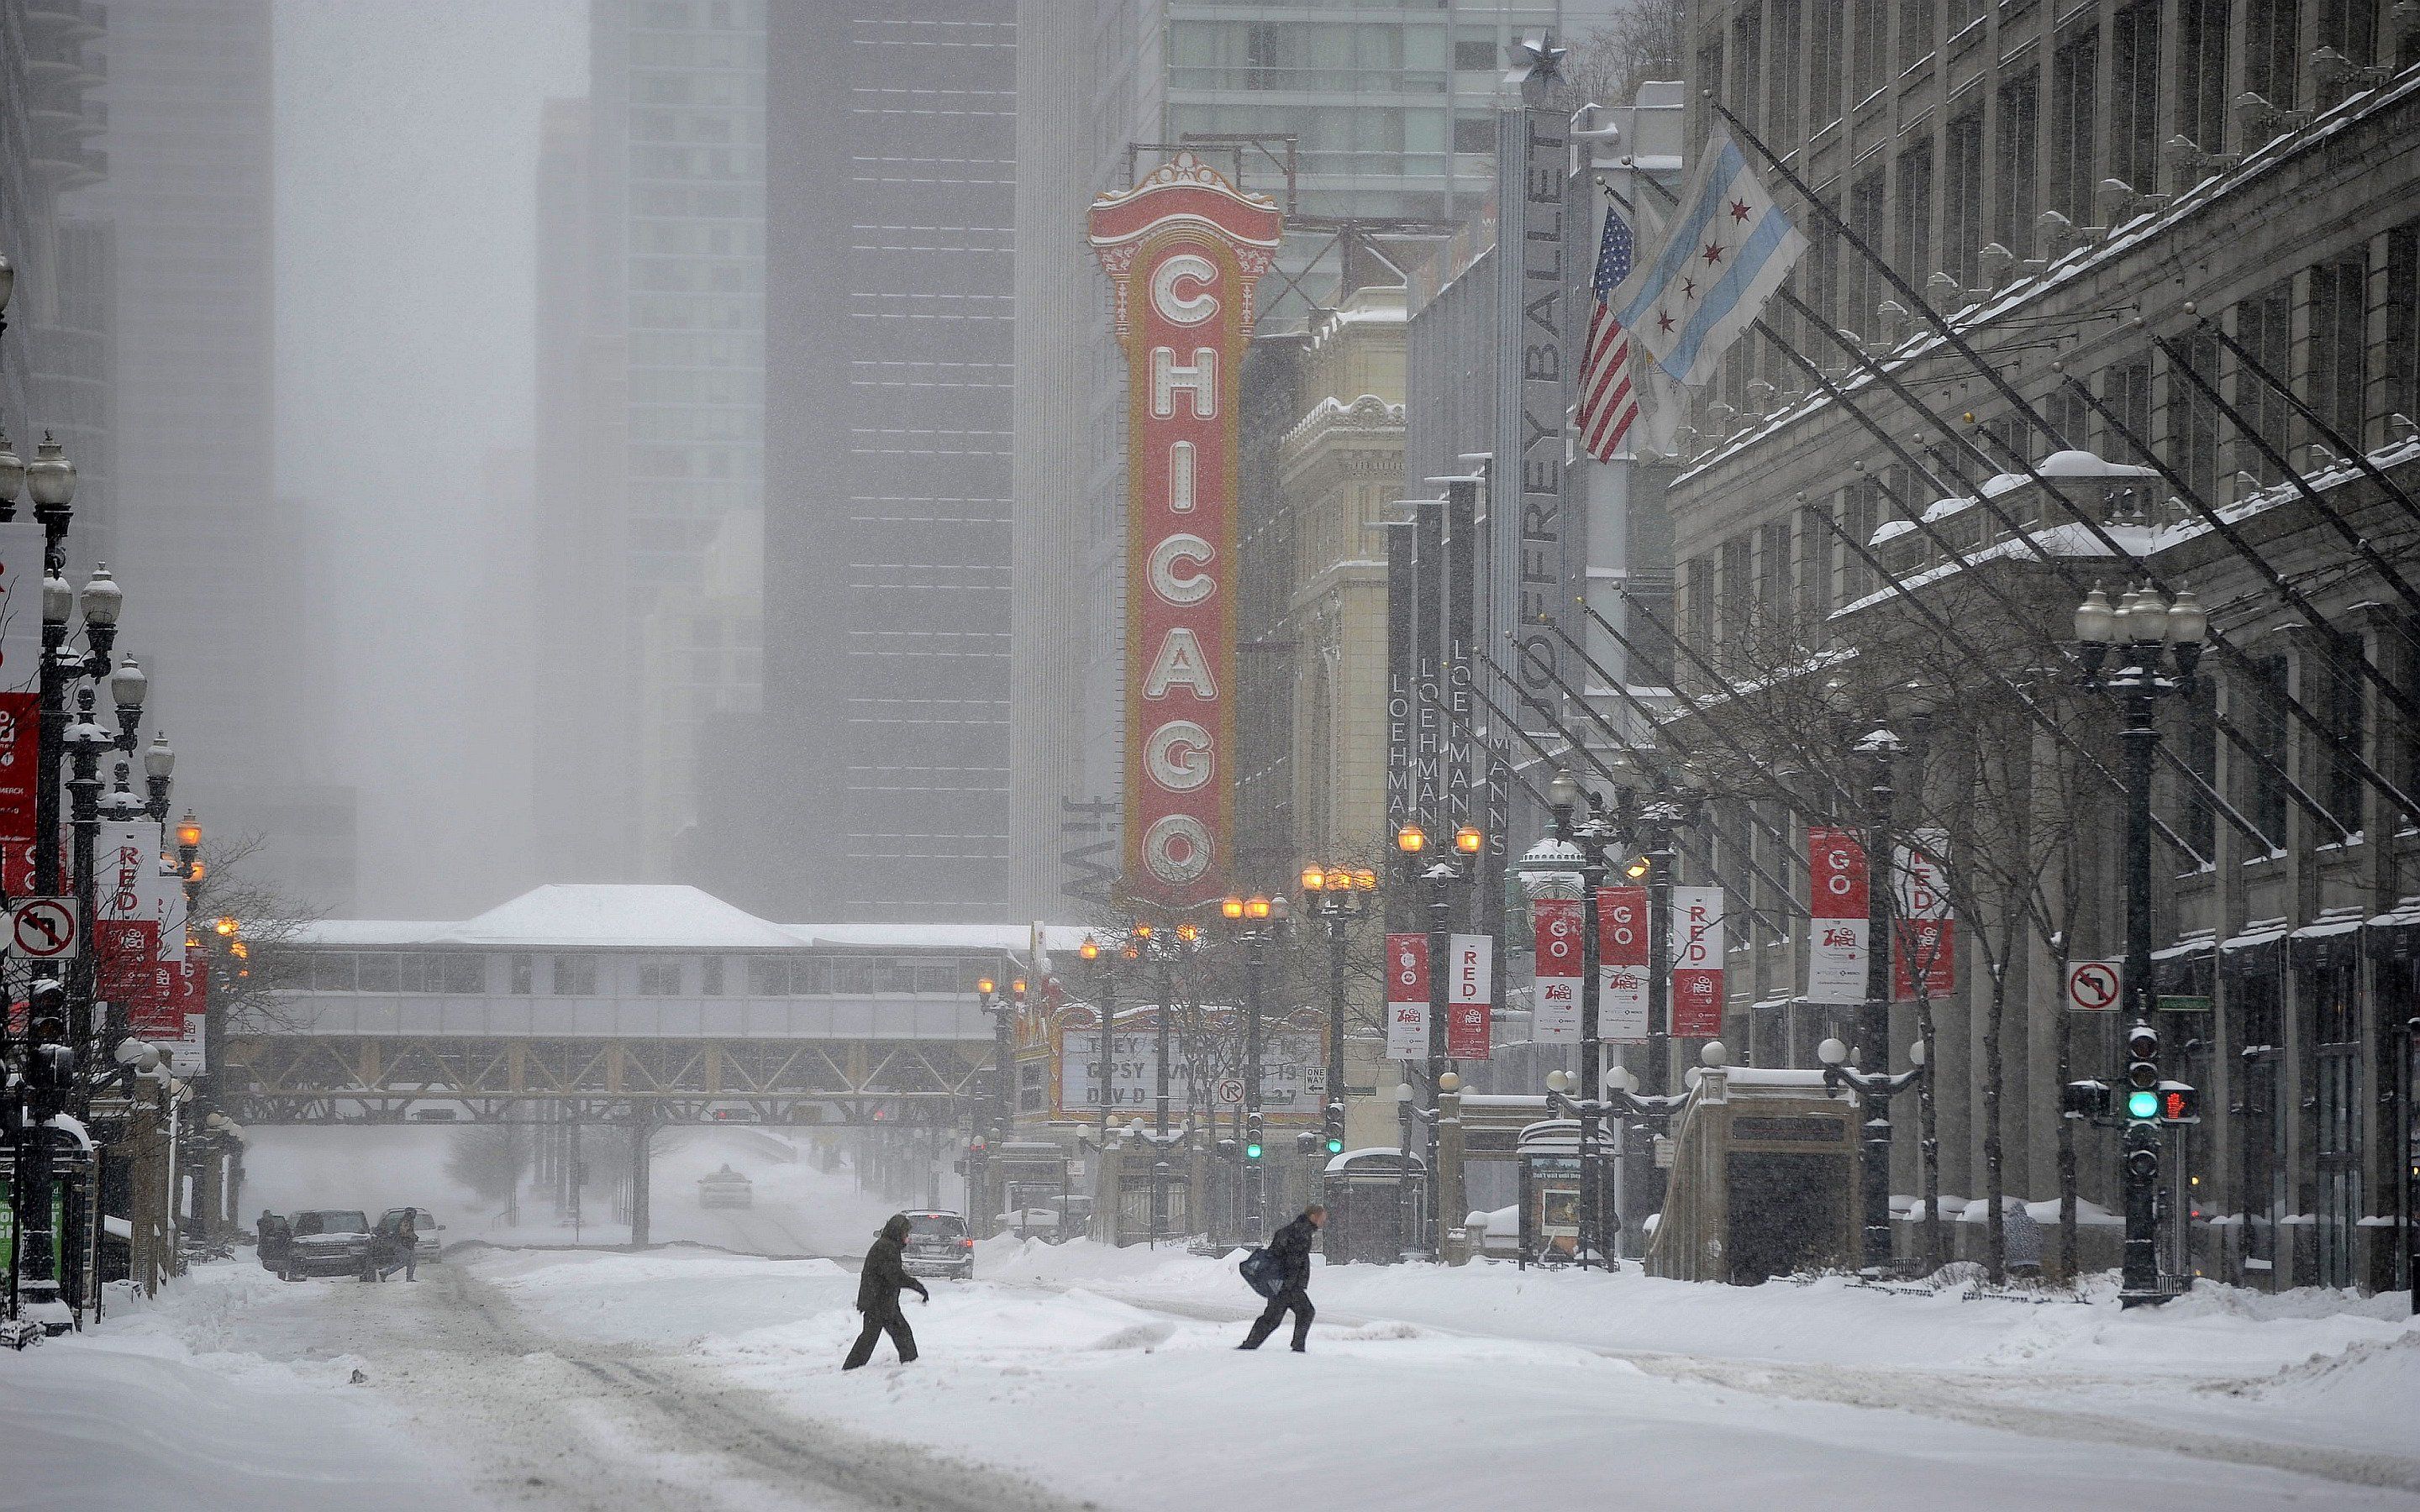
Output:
1611,126,1807,388
1576,202,1642,459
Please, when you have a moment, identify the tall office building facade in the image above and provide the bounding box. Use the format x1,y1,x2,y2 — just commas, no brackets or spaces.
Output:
1007,0,1556,913
75,0,360,909
759,2,1017,921
535,0,768,888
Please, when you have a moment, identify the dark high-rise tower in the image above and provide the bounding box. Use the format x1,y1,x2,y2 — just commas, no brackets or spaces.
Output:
760,3,1017,921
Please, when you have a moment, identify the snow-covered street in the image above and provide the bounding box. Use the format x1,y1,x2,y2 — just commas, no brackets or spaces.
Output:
11,1216,2416,1511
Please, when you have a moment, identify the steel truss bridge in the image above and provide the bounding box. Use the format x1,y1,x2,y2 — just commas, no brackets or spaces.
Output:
224,1034,992,1126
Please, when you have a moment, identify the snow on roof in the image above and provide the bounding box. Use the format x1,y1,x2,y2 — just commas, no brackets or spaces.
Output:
295,885,1089,953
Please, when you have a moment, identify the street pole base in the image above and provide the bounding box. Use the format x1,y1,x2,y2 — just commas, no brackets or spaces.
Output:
2118,1288,2174,1310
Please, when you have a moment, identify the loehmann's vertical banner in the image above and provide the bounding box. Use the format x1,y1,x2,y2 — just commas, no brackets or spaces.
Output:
1089,153,1281,909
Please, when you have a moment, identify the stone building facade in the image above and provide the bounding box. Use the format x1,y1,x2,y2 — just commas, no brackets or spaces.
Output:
1661,0,2420,1290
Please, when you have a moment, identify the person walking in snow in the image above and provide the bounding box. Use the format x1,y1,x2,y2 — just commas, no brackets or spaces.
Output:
1238,1205,1323,1352
377,1210,420,1282
843,1213,929,1370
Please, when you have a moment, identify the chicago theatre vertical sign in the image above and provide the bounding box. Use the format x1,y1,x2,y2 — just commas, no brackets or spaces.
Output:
1088,154,1281,908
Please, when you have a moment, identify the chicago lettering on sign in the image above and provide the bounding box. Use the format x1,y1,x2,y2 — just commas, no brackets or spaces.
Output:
1088,154,1281,909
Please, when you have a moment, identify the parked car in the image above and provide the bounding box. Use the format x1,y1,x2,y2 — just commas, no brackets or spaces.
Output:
697,1164,753,1210
901,1210,974,1279
376,1207,444,1264
281,1210,375,1280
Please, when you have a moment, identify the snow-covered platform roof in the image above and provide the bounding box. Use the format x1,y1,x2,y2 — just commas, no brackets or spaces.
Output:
296,885,1092,954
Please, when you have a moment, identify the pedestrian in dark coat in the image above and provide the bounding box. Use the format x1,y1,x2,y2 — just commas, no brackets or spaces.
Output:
843,1214,930,1369
1239,1205,1324,1352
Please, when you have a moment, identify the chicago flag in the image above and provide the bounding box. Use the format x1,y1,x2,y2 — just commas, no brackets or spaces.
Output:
1612,127,1807,388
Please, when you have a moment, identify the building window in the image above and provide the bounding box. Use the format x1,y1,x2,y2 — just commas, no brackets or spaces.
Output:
1732,10,1763,135
1852,0,1887,99
2306,958,2362,1289
1803,184,1840,330
833,957,874,995
1719,535,1754,657
1849,169,1886,333
310,954,357,992
701,956,725,995
2312,652,2366,837
509,954,534,995
2105,358,2153,457
2172,331,2223,505
1799,501,1837,620
2181,678,2218,856
2107,3,2160,194
1452,38,1496,71
1452,114,1493,155
553,954,598,995
1769,0,1802,144
1899,0,1934,70
2177,0,2229,159
638,959,685,995
1841,483,1876,602
2234,279,2294,484
2386,225,2419,435
1896,136,1933,277
1807,1,1843,131
1697,38,1724,139
1760,516,1795,645
1685,555,1718,655
2307,254,2369,454
2235,654,2291,848
1943,112,1983,287
2245,0,2302,111
2049,29,2099,223
1994,69,2039,252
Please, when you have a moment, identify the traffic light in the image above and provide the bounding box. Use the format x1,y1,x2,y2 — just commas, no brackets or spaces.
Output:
1244,1116,1263,1161
2157,1082,2201,1123
1244,1139,1263,1160
2061,1079,2112,1121
1325,1136,1344,1155
2123,1023,2161,1120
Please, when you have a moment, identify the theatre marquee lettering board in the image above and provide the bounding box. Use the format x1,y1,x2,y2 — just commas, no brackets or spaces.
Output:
1087,154,1281,910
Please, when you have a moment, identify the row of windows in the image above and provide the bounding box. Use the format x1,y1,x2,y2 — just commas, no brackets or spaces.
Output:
287,952,1003,998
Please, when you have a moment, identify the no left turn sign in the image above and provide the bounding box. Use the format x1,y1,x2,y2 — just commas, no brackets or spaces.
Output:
8,896,78,959
2065,959,2122,1012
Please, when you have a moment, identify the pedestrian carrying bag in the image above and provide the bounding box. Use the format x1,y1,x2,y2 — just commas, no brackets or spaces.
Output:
1239,1246,1282,1299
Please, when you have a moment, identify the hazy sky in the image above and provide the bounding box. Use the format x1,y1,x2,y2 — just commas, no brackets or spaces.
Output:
273,0,585,916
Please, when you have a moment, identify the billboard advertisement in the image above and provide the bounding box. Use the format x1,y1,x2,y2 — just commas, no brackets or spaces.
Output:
1087,153,1281,909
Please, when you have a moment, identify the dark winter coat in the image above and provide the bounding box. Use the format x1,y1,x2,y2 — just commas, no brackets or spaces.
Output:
1266,1212,1318,1291
856,1215,930,1318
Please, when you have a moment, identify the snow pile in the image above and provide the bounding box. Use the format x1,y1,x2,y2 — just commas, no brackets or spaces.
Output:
0,1267,461,1511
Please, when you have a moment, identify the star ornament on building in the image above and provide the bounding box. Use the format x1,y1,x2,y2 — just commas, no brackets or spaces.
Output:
1506,29,1568,83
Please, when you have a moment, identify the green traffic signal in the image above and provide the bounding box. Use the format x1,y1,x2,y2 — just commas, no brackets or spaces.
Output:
1325,1137,1344,1154
2125,1088,2160,1119
1244,1142,1263,1159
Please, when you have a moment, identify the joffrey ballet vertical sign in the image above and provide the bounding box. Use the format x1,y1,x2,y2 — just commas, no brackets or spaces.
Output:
1089,154,1281,907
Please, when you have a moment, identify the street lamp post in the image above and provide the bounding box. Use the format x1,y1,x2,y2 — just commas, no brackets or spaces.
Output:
1853,723,1904,1275
1542,770,1616,1268
1818,1033,1928,1271
1078,937,1118,1243
1298,865,1375,1177
2075,581,2207,1307
1217,895,1283,1236
1393,821,1481,1257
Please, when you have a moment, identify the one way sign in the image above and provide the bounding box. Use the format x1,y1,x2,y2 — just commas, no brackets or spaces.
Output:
9,896,78,959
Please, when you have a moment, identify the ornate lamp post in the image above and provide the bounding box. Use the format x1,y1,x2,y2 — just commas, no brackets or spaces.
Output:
2075,581,2207,1307
1393,819,1481,1257
1217,893,1286,1236
1297,864,1376,1171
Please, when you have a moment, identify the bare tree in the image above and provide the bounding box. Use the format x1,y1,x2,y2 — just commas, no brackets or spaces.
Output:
1565,0,1687,112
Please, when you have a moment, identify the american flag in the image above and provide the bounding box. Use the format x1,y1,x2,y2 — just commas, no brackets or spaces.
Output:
1576,202,1639,460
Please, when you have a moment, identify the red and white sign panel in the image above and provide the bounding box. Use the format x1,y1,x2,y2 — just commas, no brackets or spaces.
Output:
1446,932,1492,1059
1384,932,1430,1061
1597,886,1649,1042
1670,885,1726,1039
1805,826,1868,1005
2065,959,2122,1012
1531,896,1582,1043
97,819,171,1026
1087,154,1281,910
0,519,47,846
1893,827,1955,1000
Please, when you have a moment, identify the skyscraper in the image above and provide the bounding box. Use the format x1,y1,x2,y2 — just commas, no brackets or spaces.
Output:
534,0,768,887
759,1,1017,921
